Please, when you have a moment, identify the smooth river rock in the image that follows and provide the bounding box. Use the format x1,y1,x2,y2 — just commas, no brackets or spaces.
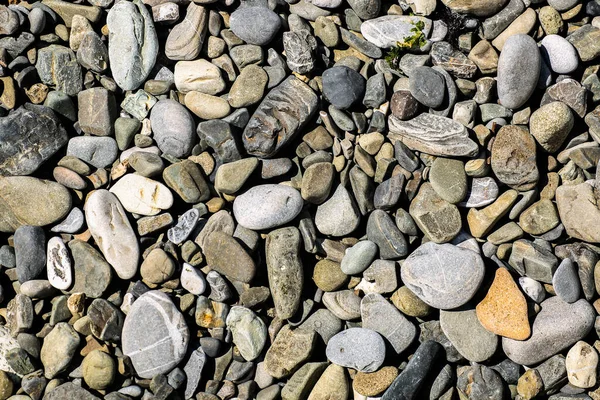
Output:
502,297,595,365
401,242,485,309
107,0,158,90
361,15,432,49
84,190,139,280
233,184,303,230
326,328,386,373
491,125,539,191
226,306,267,361
497,34,541,109
110,174,174,216
122,291,190,379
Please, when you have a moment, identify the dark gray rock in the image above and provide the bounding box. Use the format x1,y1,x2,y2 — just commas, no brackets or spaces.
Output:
229,6,281,45
0,32,35,58
322,66,366,110
381,341,444,400
197,120,242,164
283,29,317,74
553,258,581,303
363,73,386,109
482,0,525,40
14,225,45,283
366,209,408,259
0,105,67,176
35,45,82,96
243,76,318,158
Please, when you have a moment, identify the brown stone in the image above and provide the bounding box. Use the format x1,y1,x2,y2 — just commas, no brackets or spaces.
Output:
353,366,398,397
476,268,530,340
264,325,316,379
467,189,518,238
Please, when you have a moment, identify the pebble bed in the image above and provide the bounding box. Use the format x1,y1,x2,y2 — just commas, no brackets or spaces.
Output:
3,0,600,399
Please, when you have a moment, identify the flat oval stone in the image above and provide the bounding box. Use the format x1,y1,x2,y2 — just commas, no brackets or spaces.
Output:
66,136,118,168
0,176,72,233
440,308,498,363
315,185,361,237
150,99,195,158
326,328,386,373
229,6,282,45
110,174,173,216
340,240,378,275
226,306,267,361
502,297,595,366
401,242,485,309
107,0,158,90
165,2,208,61
233,184,303,230
68,239,111,298
122,291,189,379
497,34,541,109
491,125,539,191
46,236,72,291
85,190,139,280
203,231,255,283
540,34,578,74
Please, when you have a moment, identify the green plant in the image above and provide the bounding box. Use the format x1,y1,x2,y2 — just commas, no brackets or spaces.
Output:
384,20,428,70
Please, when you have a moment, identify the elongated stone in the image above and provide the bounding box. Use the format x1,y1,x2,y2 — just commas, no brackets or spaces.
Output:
266,227,303,320
107,0,158,90
46,236,72,291
243,76,318,158
0,105,68,176
85,190,139,280
204,232,255,283
360,15,432,49
388,114,479,157
165,3,207,61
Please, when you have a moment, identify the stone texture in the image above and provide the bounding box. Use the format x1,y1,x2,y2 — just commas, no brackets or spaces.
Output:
497,34,541,109
165,3,208,60
233,184,303,230
491,125,539,191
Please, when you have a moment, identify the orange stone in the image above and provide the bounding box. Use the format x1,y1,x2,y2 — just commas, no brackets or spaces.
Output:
476,268,530,340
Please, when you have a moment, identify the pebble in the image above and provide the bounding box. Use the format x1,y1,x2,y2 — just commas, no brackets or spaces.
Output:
165,3,207,61
553,258,581,303
326,328,386,373
68,240,111,298
307,364,349,400
440,308,498,362
429,157,467,204
41,322,80,379
541,34,579,74
14,225,45,283
340,240,377,275
264,325,316,379
497,34,541,109
556,182,600,243
315,185,361,236
233,184,303,230
565,341,598,388
401,242,485,309
530,101,574,153
229,6,281,45
203,231,256,283
66,136,118,168
174,59,226,95
181,263,206,296
122,291,189,379
361,15,432,48
107,0,158,90
322,66,365,110
226,306,267,361
503,297,595,365
476,268,531,340
491,125,539,191
82,350,116,390
85,190,139,279
409,66,446,108
46,236,72,290
150,99,195,158
110,173,173,216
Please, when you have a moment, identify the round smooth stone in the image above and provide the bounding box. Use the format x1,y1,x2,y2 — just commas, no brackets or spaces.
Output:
540,34,579,74
497,34,541,109
150,99,195,158
46,236,72,291
326,328,386,373
233,184,303,230
181,263,206,296
340,241,378,275
122,291,190,379
109,174,173,216
229,6,282,46
401,242,485,309
226,306,267,361
322,66,366,110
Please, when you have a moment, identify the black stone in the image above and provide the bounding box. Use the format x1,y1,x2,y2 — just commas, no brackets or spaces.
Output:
88,298,124,342
197,120,242,164
381,340,444,400
0,104,68,176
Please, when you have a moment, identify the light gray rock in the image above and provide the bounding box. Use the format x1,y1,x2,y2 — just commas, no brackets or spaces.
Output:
502,297,595,365
459,177,499,208
66,136,118,168
401,242,485,309
226,306,267,361
361,293,416,354
183,347,206,399
167,208,200,245
388,113,479,157
548,0,579,11
122,291,190,379
541,34,579,74
326,328,386,372
229,6,281,45
497,34,541,109
107,0,158,90
440,308,498,362
361,15,432,48
233,184,303,230
84,190,139,280
150,99,195,158
46,236,72,291
340,240,378,275
315,185,361,237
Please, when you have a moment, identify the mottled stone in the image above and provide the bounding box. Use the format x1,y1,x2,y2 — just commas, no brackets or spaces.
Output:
491,125,539,191
165,3,208,61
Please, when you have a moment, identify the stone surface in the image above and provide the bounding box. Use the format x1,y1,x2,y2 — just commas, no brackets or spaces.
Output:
165,3,207,60
565,341,598,388
230,6,281,45
226,306,267,361
556,182,600,243
361,15,432,49
326,328,385,373
41,322,80,379
315,185,361,237
46,236,72,290
491,125,539,191
150,99,195,158
497,34,541,109
233,184,303,230
110,174,173,216
122,291,190,379
0,105,68,176
476,268,530,340
401,242,485,309
502,297,595,365
388,113,479,157
85,190,139,280
322,66,365,110
440,308,498,362
107,0,158,90
243,76,318,158
203,231,255,283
